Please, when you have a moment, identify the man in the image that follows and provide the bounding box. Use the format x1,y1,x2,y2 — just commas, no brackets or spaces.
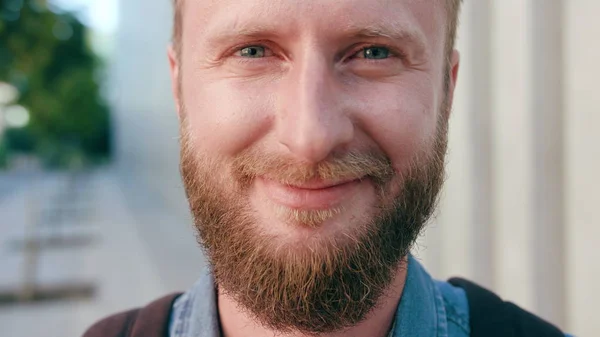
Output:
84,0,570,336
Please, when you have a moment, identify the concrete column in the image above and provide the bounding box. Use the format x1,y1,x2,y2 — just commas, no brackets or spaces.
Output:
464,0,495,289
113,0,184,208
530,0,566,328
437,0,480,281
564,1,600,335
490,0,535,311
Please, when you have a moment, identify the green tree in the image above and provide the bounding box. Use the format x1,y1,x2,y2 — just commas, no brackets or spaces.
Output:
0,141,7,168
0,0,111,167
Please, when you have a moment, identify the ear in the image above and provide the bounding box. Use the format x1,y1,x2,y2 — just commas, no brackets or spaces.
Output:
168,44,183,121
445,49,460,115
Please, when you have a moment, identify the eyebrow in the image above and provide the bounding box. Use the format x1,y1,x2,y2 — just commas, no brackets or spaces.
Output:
204,20,428,54
349,24,427,51
204,23,284,47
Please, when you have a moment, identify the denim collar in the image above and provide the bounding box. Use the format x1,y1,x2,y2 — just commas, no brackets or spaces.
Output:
394,256,449,337
170,256,449,337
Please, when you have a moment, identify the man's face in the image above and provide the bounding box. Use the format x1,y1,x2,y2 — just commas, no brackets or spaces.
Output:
170,0,458,333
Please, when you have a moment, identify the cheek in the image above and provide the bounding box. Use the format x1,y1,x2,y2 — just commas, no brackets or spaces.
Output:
181,74,277,154
353,77,439,173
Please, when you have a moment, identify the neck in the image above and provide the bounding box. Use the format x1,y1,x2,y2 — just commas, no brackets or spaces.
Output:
217,259,408,337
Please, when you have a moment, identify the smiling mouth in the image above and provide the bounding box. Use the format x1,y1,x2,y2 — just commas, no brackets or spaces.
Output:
256,177,366,210
284,177,363,189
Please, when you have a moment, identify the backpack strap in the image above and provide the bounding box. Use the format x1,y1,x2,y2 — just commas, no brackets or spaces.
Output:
82,293,182,337
448,278,564,337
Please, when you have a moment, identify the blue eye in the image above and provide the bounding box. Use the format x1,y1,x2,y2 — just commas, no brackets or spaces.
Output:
239,46,266,58
362,47,390,60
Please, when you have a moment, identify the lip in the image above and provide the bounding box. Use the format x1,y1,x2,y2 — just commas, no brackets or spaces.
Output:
283,178,360,190
256,177,363,210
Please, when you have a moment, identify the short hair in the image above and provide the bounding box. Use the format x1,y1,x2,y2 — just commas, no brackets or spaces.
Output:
171,0,462,62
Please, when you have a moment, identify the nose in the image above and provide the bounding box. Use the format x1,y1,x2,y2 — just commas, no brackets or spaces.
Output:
276,53,354,164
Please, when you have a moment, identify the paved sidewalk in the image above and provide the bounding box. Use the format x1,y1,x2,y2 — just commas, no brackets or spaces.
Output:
0,168,203,337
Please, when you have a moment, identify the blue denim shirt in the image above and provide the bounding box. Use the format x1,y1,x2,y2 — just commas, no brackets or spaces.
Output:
169,256,472,337
169,256,573,336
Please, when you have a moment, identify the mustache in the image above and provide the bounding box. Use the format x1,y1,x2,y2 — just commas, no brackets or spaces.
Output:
231,148,395,187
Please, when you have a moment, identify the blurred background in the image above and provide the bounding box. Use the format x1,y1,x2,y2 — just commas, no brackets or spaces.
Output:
0,0,597,336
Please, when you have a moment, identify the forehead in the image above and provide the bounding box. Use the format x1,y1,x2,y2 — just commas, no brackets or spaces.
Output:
182,0,446,53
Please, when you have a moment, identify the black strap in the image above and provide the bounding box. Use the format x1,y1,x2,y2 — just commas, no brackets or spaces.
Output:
82,293,182,337
448,278,564,337
129,293,182,337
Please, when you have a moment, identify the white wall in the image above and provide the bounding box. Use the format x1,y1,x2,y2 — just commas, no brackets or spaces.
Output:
419,1,599,335
564,1,600,335
112,0,188,214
